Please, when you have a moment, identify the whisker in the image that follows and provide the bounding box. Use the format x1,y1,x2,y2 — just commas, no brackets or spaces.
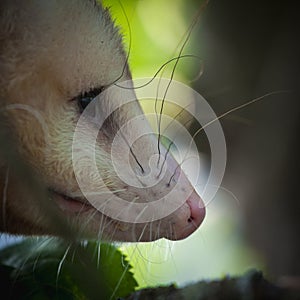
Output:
81,188,127,198
189,60,204,83
1,167,9,231
56,244,71,289
114,54,201,90
155,219,162,241
72,190,127,238
97,209,106,241
32,238,54,272
156,0,209,165
168,164,180,187
95,241,102,269
190,90,291,152
148,215,154,242
78,209,99,237
109,239,142,300
168,90,291,184
169,222,174,240
158,106,194,178
136,222,149,243
161,103,193,137
157,141,173,179
196,183,241,207
108,0,132,87
77,196,115,237
107,221,119,244
119,130,144,174
10,238,50,294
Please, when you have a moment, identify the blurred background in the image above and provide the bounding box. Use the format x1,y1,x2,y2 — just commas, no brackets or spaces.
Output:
102,0,300,288
1,0,299,290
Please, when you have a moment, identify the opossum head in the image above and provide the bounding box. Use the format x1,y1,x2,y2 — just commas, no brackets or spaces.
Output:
0,0,205,242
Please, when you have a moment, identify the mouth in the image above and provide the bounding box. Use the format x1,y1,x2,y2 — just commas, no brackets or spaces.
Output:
49,189,94,214
48,188,205,242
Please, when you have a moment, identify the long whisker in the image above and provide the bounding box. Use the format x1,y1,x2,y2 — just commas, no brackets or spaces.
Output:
168,90,291,184
157,141,173,179
56,244,71,288
96,212,106,241
156,0,209,165
119,130,144,174
96,240,101,269
77,195,117,238
10,238,50,293
1,167,9,231
196,183,241,207
108,0,132,86
115,54,201,90
161,103,193,137
137,222,149,243
192,91,291,142
157,105,194,178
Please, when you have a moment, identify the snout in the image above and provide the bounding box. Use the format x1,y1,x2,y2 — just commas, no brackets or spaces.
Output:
72,87,206,242
111,135,206,241
157,143,206,240
171,190,206,240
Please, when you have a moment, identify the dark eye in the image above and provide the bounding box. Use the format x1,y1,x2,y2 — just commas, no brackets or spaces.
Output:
76,87,104,111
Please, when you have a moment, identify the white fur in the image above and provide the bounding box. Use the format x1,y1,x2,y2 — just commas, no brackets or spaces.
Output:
0,0,204,241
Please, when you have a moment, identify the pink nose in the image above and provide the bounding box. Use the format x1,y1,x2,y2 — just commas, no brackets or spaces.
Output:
176,190,206,240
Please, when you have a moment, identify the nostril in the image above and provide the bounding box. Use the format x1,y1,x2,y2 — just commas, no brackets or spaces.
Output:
186,191,206,227
166,190,206,241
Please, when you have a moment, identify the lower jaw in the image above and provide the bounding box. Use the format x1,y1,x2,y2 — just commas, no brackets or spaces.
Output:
49,190,200,242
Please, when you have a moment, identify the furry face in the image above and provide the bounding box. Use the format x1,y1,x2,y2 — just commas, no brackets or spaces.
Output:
0,0,205,242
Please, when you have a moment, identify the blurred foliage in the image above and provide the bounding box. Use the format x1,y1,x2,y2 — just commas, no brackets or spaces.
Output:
1,238,297,300
0,238,137,299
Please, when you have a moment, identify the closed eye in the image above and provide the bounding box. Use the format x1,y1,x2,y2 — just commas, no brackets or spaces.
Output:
74,87,104,112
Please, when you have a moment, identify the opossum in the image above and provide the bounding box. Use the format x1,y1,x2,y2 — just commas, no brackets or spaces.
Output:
0,0,205,242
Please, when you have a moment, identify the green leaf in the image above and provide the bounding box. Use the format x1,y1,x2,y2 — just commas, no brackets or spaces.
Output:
0,238,137,299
